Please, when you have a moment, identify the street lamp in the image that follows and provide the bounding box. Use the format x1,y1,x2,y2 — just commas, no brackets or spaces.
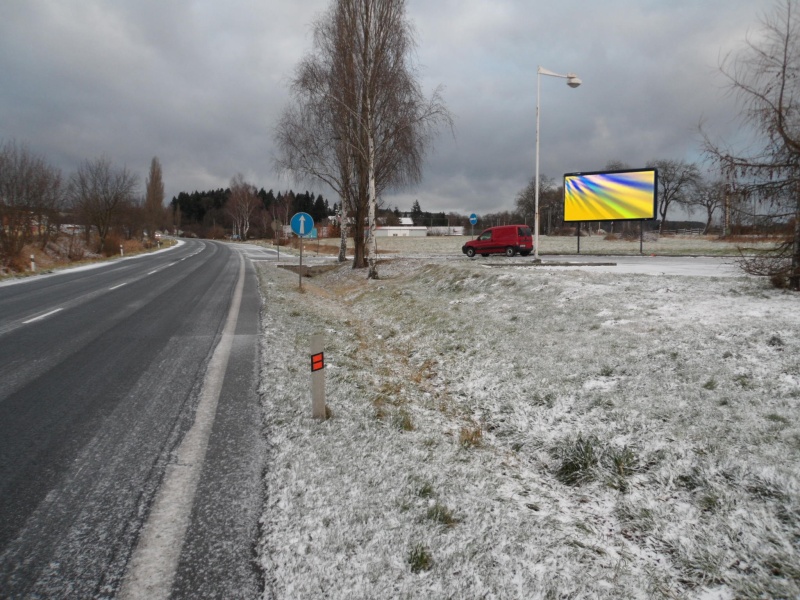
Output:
534,66,581,260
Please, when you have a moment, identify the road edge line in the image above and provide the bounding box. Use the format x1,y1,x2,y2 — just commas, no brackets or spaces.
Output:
118,253,246,600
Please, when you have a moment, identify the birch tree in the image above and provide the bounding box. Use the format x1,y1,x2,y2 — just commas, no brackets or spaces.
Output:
226,174,259,240
275,0,452,277
703,0,800,289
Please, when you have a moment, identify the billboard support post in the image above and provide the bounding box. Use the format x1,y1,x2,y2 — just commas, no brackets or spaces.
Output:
577,223,581,254
640,222,644,255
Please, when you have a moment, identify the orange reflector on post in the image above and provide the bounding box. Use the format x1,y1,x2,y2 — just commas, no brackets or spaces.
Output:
311,352,324,372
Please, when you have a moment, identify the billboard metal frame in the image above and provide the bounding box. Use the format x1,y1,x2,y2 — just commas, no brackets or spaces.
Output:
563,168,658,223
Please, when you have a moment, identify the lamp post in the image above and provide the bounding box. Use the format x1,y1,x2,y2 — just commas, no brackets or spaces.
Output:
534,66,581,260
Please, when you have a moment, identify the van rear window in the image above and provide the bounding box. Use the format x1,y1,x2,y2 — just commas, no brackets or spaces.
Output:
519,227,532,237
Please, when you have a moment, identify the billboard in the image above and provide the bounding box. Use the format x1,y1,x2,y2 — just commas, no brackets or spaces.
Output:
563,168,658,222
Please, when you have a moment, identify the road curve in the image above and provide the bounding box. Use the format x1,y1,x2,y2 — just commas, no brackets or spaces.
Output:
0,240,265,599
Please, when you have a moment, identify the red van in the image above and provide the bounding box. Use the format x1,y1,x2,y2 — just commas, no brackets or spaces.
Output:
462,225,533,257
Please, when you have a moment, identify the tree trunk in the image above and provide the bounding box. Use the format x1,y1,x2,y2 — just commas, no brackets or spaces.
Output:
791,195,800,290
338,204,348,263
366,105,378,280
351,201,367,269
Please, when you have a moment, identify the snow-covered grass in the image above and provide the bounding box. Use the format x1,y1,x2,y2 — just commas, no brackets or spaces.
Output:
309,233,780,257
256,256,799,599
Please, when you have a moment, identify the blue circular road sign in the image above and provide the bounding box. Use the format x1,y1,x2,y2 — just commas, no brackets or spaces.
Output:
469,213,478,225
290,212,314,237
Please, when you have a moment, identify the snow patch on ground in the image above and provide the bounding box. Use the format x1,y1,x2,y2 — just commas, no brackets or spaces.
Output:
256,256,800,599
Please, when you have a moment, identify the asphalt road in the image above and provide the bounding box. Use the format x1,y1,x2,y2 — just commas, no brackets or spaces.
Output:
0,240,269,599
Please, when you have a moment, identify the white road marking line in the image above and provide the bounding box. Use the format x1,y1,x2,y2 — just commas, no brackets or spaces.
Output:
22,308,64,324
119,254,246,600
109,283,127,290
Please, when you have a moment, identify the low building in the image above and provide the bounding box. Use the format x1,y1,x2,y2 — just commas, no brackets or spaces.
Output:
374,226,428,237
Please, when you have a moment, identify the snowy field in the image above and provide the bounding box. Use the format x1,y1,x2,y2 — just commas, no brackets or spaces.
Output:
307,233,773,258
256,250,799,599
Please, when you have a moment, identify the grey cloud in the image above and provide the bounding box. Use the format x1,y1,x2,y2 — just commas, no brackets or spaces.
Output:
0,0,766,213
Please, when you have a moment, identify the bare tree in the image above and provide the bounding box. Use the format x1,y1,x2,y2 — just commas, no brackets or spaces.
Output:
255,203,272,239
144,157,165,240
119,195,146,241
604,160,632,171
703,0,800,289
0,140,62,268
515,175,563,233
647,159,701,233
226,174,259,240
68,157,138,254
685,178,724,235
275,0,452,277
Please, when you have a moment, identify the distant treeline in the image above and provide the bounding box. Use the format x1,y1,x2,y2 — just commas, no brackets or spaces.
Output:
170,188,334,231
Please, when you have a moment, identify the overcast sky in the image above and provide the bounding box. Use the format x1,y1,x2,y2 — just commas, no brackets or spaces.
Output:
0,0,772,215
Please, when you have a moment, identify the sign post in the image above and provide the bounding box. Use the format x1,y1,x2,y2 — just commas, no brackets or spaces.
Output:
310,333,327,419
271,220,281,260
290,212,314,289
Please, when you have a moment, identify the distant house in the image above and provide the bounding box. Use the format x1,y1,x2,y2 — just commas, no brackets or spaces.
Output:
374,225,428,237
428,226,465,236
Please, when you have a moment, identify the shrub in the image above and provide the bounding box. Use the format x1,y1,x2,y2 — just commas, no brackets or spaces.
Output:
427,502,458,527
5,253,28,273
102,233,124,257
770,273,789,289
393,409,414,431
554,435,601,486
459,425,483,448
552,226,576,236
767,334,784,347
416,481,435,498
407,543,433,573
605,445,639,491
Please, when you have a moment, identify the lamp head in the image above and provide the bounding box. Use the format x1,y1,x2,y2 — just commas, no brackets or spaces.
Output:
566,74,582,88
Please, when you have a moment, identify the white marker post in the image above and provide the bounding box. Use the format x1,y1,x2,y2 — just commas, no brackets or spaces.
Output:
30,254,36,272
310,333,326,419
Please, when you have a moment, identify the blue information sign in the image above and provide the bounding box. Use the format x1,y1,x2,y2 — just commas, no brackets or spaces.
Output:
469,213,478,225
290,212,314,237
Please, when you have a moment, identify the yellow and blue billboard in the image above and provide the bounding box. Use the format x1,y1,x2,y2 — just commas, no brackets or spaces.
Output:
563,168,658,222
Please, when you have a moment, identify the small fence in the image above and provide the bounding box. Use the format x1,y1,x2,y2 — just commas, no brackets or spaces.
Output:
661,228,704,236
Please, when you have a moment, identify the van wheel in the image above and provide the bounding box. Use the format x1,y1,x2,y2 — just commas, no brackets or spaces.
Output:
505,247,516,257
466,247,475,258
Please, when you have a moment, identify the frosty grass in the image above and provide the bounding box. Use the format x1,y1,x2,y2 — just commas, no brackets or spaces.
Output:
255,247,799,599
